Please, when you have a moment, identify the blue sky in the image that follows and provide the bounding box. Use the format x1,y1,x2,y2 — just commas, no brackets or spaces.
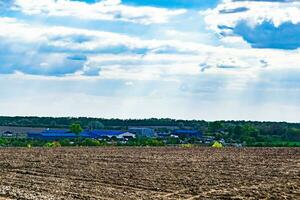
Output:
121,0,219,9
0,0,300,121
74,0,219,8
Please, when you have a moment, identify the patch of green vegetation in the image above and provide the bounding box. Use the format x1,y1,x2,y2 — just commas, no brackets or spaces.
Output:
44,141,61,148
121,138,165,147
212,141,223,148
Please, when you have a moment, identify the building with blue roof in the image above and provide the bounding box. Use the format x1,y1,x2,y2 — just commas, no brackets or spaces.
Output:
89,130,125,138
27,129,93,140
27,129,133,140
172,130,202,138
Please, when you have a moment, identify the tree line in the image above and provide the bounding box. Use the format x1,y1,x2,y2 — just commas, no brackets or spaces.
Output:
0,116,299,146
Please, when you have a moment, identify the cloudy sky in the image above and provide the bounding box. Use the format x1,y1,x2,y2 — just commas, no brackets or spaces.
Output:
0,0,300,121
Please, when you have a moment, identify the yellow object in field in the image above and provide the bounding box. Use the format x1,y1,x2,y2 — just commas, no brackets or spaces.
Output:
212,141,223,148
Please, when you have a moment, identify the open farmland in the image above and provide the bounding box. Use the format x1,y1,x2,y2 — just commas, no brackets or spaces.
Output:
0,147,299,200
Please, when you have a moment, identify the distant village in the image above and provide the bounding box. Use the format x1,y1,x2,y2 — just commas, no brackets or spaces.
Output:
0,125,226,146
0,117,299,147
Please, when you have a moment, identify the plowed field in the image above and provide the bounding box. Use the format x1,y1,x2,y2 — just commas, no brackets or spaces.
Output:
0,147,299,199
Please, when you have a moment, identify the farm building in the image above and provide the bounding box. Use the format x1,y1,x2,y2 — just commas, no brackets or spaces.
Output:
115,132,136,139
89,130,135,139
0,126,42,139
0,131,27,139
27,129,92,140
27,129,135,140
156,132,171,139
128,128,155,137
172,130,202,138
0,131,15,138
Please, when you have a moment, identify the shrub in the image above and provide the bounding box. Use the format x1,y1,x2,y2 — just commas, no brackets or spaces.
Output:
81,138,101,146
212,141,223,148
60,139,72,147
44,141,61,148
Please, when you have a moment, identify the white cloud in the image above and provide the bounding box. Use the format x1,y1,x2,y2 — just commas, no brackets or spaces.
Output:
1,0,300,121
12,0,186,25
1,16,300,87
202,0,300,34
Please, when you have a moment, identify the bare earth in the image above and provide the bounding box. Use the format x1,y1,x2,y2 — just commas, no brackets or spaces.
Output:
0,147,299,200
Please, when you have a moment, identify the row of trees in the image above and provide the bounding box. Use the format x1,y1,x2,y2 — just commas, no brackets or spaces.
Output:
206,121,300,145
0,116,207,129
0,117,299,146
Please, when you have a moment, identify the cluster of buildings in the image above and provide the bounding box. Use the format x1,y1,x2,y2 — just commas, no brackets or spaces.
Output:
27,129,137,140
0,126,207,141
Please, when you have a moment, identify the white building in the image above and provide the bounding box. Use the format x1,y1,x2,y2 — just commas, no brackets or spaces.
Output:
116,132,136,139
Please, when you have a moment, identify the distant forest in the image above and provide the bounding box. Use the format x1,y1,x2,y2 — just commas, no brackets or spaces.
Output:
0,116,299,145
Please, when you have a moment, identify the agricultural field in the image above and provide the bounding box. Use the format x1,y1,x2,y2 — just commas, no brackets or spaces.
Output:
0,147,299,200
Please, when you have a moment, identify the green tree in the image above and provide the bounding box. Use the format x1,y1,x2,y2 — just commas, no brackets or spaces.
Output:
70,123,83,137
233,125,243,140
60,139,72,146
0,138,6,146
166,137,180,145
208,121,223,133
178,122,185,129
287,128,300,140
81,138,101,146
242,124,259,138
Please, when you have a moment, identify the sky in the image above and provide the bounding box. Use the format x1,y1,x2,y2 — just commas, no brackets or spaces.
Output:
0,0,300,122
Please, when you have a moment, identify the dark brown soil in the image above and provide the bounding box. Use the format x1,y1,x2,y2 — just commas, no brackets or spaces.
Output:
0,147,299,199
